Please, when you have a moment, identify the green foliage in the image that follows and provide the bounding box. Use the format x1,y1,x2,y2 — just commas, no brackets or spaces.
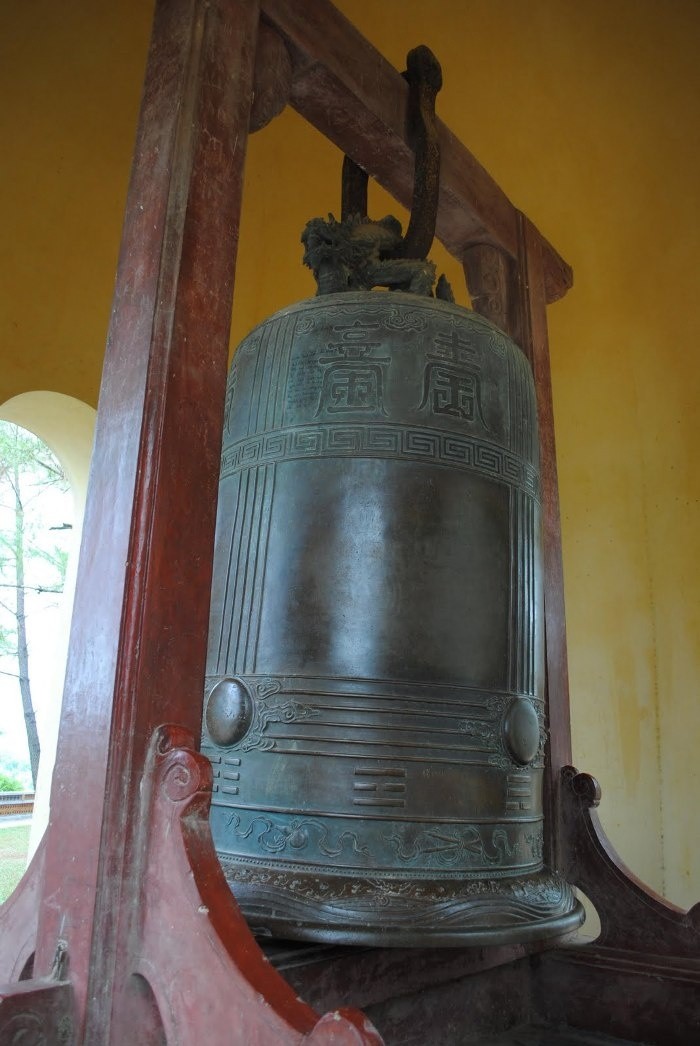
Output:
0,770,24,791
0,823,30,903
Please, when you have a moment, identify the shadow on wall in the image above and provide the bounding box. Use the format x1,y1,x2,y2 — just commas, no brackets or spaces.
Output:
0,391,95,858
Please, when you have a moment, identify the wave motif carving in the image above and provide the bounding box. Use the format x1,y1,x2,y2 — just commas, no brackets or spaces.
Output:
225,864,574,922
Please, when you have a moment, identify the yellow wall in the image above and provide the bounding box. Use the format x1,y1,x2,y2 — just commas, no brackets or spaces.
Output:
2,1,698,907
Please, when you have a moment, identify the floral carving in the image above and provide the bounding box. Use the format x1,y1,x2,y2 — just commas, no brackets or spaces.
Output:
254,677,283,699
524,829,544,864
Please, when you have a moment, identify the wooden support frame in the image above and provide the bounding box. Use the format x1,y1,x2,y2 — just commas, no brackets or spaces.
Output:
1,1,696,1043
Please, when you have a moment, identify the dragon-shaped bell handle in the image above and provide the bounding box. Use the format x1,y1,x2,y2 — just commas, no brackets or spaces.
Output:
302,45,452,300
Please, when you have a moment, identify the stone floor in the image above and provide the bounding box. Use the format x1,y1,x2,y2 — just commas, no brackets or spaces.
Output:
480,1026,651,1046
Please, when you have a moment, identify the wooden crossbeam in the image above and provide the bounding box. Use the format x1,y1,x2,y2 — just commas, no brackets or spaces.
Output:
262,0,572,303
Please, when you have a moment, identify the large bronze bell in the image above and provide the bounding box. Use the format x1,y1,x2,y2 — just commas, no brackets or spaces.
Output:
201,281,582,945
202,45,582,946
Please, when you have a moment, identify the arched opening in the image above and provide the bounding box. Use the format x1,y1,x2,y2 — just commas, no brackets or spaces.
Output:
0,392,95,863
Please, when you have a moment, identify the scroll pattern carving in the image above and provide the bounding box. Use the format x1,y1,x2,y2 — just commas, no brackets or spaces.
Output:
227,812,370,859
221,423,539,498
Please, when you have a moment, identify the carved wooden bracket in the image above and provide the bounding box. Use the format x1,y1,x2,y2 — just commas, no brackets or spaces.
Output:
0,979,75,1046
107,724,383,1044
560,765,700,957
0,727,383,1046
0,928,73,1043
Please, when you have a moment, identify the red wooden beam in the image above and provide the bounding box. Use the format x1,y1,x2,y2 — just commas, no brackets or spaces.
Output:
261,0,572,304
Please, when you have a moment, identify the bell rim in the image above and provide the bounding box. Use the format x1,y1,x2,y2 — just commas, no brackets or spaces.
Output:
237,897,585,950
224,863,585,948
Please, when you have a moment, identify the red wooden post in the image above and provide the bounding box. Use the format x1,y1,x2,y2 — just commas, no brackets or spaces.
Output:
32,1,260,1028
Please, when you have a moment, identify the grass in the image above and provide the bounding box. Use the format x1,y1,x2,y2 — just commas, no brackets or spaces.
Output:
0,824,30,903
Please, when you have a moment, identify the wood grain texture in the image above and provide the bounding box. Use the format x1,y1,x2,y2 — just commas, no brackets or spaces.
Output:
275,940,554,1016
362,959,532,1046
536,945,700,1046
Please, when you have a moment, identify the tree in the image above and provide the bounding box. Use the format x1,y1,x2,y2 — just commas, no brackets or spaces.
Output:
0,423,69,788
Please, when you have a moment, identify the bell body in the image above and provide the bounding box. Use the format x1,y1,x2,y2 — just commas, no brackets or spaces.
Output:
202,291,582,945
